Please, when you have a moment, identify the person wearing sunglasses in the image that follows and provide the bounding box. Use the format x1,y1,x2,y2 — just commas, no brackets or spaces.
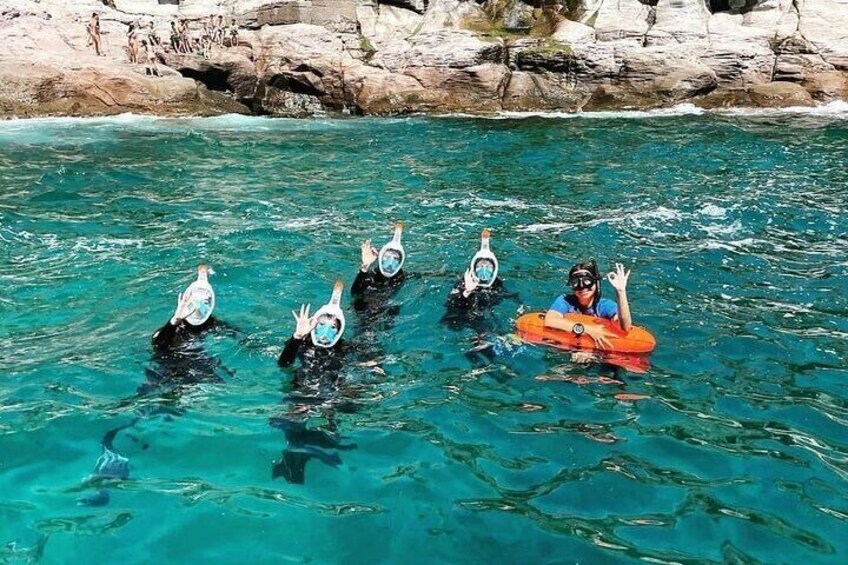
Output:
544,260,633,349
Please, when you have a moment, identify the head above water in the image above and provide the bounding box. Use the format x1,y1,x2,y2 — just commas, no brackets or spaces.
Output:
568,259,601,308
183,264,215,326
310,280,346,348
377,222,405,278
469,229,498,288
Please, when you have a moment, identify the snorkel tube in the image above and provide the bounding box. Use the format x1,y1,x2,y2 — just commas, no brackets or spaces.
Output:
469,229,499,288
182,264,215,326
377,222,405,278
310,280,346,349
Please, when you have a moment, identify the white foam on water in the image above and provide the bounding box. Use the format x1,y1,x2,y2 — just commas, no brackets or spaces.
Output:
700,204,728,218
2,101,847,129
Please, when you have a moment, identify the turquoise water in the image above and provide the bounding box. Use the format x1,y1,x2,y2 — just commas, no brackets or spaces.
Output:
1,108,847,563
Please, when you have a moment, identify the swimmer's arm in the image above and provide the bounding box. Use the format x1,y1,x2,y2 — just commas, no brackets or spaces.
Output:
277,336,303,367
351,270,371,296
615,291,632,332
543,309,580,332
607,263,632,332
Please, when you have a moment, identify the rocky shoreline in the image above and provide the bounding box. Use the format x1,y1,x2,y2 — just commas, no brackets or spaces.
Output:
2,0,847,119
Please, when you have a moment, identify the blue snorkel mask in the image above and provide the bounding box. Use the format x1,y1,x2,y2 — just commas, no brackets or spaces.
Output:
310,281,346,349
473,259,496,285
313,318,340,346
469,229,499,288
379,250,402,277
377,222,406,278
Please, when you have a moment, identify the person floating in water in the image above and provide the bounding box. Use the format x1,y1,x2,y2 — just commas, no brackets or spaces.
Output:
152,264,218,350
275,281,356,484
352,222,406,296
443,229,520,363
543,260,632,349
352,222,406,322
81,264,234,506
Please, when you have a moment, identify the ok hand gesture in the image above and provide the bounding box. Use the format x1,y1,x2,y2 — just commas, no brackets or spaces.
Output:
360,239,378,271
607,263,630,294
462,268,478,297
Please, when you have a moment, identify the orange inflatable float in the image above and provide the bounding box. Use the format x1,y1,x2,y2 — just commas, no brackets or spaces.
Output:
516,312,656,372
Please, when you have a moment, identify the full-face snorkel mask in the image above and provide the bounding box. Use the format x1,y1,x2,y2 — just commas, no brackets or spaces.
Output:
182,264,216,326
310,280,345,349
469,229,499,288
377,222,406,278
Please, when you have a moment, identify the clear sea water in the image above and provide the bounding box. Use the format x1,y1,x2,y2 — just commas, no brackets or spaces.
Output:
1,106,847,563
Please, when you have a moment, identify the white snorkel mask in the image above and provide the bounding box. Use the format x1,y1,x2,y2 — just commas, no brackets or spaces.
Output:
182,264,216,326
469,229,499,288
310,280,345,349
377,221,406,278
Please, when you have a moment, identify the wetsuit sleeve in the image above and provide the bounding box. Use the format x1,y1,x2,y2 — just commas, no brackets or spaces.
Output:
151,319,178,350
351,270,372,296
597,298,619,320
446,280,473,310
277,336,304,367
549,295,574,315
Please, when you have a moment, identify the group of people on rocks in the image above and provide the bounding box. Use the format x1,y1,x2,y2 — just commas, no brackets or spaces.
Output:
85,12,241,73
169,14,240,58
79,223,636,496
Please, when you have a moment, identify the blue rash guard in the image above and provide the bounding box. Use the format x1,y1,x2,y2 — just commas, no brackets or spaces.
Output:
549,294,618,320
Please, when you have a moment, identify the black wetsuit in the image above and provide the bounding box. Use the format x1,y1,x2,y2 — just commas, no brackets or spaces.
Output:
81,315,235,506
274,335,357,484
351,268,405,306
144,316,235,393
442,277,508,332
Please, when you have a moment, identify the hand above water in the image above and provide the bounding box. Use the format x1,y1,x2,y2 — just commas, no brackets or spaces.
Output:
607,263,630,294
462,269,478,297
360,239,378,272
292,303,316,339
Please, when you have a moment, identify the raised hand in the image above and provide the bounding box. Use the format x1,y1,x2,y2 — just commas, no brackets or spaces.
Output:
360,239,378,271
462,268,478,297
607,262,630,294
292,303,316,339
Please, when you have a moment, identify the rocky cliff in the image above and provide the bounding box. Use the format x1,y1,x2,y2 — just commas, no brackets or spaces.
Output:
2,0,847,118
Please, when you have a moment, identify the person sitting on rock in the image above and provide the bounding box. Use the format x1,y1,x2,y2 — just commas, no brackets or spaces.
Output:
228,18,239,48
86,13,102,56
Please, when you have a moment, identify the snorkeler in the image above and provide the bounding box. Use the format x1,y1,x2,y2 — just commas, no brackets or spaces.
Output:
445,229,503,309
443,230,521,363
81,265,234,506
275,281,357,483
352,222,406,297
152,264,218,350
543,260,632,349
278,281,347,368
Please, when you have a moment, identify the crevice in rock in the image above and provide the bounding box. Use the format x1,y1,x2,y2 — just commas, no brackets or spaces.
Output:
178,67,231,93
